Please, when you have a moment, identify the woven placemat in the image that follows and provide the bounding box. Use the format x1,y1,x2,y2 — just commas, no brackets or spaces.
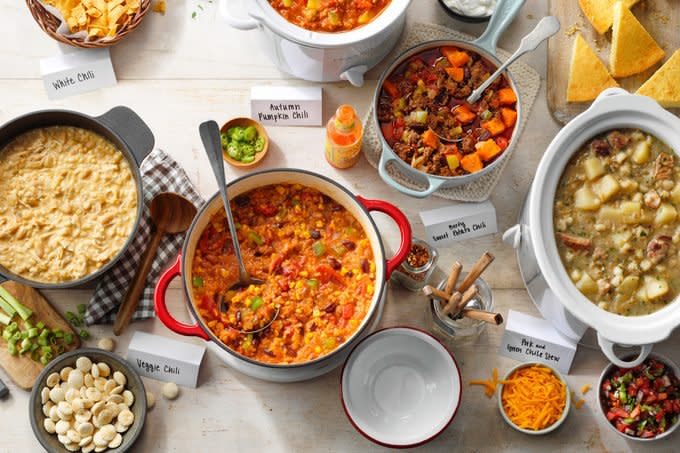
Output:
362,22,541,202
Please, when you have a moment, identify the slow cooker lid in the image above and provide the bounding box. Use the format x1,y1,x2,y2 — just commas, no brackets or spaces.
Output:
251,0,410,48
529,91,680,345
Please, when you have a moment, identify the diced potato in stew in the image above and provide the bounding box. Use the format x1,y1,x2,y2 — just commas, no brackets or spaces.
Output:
554,129,680,316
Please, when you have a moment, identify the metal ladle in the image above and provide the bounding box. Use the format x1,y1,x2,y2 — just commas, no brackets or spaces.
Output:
467,16,560,104
199,121,278,334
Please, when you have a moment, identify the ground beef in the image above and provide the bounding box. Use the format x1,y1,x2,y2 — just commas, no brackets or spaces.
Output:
607,130,630,150
590,139,611,157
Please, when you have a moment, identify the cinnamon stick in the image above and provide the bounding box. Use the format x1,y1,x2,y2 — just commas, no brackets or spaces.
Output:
457,252,494,293
455,284,480,312
444,261,463,295
461,308,503,325
441,291,462,316
422,285,450,301
443,285,477,316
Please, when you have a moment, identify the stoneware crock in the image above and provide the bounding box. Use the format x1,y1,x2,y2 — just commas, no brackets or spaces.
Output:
220,0,411,86
374,0,525,198
0,107,154,288
505,88,680,368
154,169,412,382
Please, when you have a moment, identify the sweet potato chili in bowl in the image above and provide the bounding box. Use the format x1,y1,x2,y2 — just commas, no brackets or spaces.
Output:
267,0,391,32
377,45,518,177
190,184,376,364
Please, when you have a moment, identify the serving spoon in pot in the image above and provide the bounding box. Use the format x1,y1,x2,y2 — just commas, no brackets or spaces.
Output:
467,16,560,104
199,121,279,334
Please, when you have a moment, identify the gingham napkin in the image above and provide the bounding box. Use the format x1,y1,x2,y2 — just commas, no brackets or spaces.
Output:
83,149,203,325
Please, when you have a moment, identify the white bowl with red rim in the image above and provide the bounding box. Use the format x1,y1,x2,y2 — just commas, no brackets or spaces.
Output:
340,327,462,447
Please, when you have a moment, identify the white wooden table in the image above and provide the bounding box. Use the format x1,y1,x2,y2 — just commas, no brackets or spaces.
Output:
1,1,678,452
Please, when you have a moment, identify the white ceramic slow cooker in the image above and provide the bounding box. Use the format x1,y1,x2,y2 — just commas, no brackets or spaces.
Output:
219,0,410,86
504,88,680,368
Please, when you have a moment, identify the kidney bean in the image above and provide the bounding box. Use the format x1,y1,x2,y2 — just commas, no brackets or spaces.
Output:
341,240,357,251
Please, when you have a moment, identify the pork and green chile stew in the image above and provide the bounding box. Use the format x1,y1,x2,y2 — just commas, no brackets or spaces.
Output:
554,129,680,316
377,46,518,177
268,0,391,32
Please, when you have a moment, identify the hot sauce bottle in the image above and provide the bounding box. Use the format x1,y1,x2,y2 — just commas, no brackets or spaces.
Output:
325,104,363,169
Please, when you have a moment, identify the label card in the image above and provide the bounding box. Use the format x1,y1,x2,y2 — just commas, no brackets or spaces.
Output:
251,86,322,126
40,48,117,100
126,332,206,388
499,310,578,374
420,201,497,247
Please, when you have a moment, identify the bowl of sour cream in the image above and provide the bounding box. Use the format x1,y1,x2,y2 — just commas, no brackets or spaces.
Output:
438,0,497,22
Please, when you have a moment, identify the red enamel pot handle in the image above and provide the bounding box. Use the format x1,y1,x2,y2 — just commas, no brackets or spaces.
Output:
356,196,412,279
154,255,209,340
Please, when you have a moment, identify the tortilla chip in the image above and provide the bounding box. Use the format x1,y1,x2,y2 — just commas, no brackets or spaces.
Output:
610,2,665,78
567,33,619,103
636,50,680,108
578,0,639,34
46,0,142,39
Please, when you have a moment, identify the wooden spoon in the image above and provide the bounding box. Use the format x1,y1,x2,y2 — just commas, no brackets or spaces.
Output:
113,193,197,336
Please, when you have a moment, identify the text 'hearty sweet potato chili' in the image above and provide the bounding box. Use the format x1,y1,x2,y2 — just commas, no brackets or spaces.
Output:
268,0,391,32
191,184,376,364
378,46,518,176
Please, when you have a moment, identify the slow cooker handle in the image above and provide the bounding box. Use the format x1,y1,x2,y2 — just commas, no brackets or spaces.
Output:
597,334,653,368
96,106,155,167
154,255,210,340
219,0,261,30
356,196,412,279
378,149,446,198
473,0,527,55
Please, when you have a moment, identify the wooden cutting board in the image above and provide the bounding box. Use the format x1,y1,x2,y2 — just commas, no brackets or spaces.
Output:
0,282,80,390
547,0,680,124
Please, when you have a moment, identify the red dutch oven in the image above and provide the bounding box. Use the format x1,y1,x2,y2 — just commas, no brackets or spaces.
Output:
154,169,411,382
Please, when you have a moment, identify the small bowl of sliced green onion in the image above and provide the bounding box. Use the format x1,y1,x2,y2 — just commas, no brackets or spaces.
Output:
220,117,269,168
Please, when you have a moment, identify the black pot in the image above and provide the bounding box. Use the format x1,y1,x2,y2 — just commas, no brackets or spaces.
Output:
0,106,154,288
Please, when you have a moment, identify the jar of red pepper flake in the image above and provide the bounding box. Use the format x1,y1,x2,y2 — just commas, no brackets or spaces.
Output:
392,238,438,291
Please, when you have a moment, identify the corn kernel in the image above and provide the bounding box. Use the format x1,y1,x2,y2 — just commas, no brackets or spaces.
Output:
370,262,376,272
316,220,324,228
341,266,348,275
349,319,358,329
295,281,304,289
314,346,322,354
367,284,374,295
300,270,309,277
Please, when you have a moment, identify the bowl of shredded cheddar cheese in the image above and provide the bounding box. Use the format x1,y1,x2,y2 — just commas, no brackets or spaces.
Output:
498,362,570,435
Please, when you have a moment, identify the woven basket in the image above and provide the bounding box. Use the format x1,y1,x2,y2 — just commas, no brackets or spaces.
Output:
26,0,151,48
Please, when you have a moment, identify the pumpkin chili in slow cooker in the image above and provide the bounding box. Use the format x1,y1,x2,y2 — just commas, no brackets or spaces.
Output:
268,0,391,32
191,184,376,364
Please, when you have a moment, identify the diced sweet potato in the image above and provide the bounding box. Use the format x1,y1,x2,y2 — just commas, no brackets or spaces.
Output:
481,118,506,137
445,67,465,82
441,47,470,67
475,139,502,161
497,88,517,105
421,129,439,149
461,153,483,173
500,108,517,127
382,79,398,98
455,105,476,124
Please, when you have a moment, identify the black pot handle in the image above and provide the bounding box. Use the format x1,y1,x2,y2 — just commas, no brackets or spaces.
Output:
96,106,155,167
